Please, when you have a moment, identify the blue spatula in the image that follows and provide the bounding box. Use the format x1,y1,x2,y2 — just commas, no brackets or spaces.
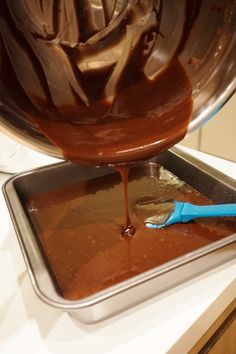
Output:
144,201,236,229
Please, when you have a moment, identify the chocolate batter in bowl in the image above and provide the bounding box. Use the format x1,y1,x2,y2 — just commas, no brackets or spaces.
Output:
0,0,235,164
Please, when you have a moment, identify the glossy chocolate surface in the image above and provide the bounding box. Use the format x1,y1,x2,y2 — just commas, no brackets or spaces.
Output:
26,165,236,300
0,1,202,164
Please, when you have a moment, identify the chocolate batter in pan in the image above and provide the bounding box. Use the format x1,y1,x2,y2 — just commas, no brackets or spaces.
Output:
26,166,236,300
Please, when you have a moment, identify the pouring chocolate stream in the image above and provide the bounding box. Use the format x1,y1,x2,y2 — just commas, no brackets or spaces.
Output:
0,1,202,235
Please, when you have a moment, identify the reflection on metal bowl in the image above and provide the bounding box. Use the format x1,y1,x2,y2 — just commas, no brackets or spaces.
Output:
0,1,235,163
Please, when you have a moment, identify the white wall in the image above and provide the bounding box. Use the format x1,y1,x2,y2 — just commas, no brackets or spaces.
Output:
180,94,236,162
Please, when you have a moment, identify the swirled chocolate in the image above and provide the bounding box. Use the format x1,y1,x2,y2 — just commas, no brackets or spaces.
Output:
0,1,203,164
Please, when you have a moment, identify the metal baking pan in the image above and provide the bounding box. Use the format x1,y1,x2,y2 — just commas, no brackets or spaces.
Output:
2,147,236,324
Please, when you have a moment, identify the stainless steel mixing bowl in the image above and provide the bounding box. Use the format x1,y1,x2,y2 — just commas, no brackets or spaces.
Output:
0,0,235,160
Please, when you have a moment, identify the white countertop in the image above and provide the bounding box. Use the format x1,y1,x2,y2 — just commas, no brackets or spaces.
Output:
0,146,235,354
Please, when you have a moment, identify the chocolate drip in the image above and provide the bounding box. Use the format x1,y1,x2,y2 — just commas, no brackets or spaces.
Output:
116,165,136,237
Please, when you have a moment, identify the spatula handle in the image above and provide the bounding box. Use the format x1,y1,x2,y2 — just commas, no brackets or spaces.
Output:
181,203,236,222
